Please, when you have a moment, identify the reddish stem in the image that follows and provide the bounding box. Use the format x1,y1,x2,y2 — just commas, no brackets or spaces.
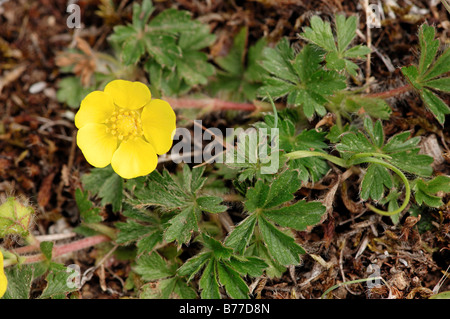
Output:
164,97,257,112
13,235,111,264
364,84,412,99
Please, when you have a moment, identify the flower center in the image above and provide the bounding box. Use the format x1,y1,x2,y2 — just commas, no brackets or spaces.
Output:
105,109,143,141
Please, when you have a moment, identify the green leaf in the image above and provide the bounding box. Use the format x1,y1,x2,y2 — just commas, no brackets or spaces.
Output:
196,196,227,214
201,233,233,260
40,241,54,262
417,23,439,75
364,118,384,149
258,216,305,266
39,267,78,299
131,0,154,30
75,189,102,224
199,259,220,299
56,77,91,108
336,132,377,154
413,176,450,207
400,23,450,124
81,165,123,212
217,261,249,299
227,255,268,277
420,88,450,125
262,200,326,231
3,265,35,299
423,77,450,92
301,15,336,52
134,252,175,281
164,206,199,244
361,164,393,201
215,27,247,75
225,215,258,255
389,150,434,177
210,28,267,102
177,252,211,282
300,14,370,75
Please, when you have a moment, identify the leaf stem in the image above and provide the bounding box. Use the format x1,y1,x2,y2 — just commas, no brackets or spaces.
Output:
4,235,111,267
163,97,258,112
363,84,412,99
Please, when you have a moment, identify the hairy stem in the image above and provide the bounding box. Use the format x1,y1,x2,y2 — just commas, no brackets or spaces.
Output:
364,84,412,99
4,235,111,267
163,97,258,111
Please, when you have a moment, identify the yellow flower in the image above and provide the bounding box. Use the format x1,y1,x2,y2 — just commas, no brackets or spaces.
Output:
0,251,7,298
75,80,176,179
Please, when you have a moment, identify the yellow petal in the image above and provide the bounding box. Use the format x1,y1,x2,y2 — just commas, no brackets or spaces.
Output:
141,99,176,155
104,80,151,110
0,251,7,298
111,137,158,179
77,123,117,168
75,91,115,129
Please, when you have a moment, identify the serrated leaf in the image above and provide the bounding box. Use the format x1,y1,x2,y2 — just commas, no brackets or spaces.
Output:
196,196,227,214
336,132,377,154
413,176,450,207
420,88,450,125
75,189,102,223
81,165,123,212
418,23,439,75
300,14,370,75
246,241,285,278
56,77,91,108
423,77,450,92
199,259,220,299
263,169,301,208
262,200,326,231
364,118,384,149
301,16,336,52
225,215,257,255
258,216,305,266
227,255,267,277
201,233,233,260
423,47,450,81
389,150,434,177
134,252,175,281
217,261,249,299
164,206,199,244
131,0,154,30
361,164,393,201
3,265,34,299
177,252,211,282
39,267,78,299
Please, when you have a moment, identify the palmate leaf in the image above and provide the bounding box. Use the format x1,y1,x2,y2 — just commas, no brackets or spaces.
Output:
209,27,268,102
300,14,370,76
177,234,267,299
81,165,123,213
254,112,330,182
258,40,346,119
401,23,450,124
336,118,434,204
131,165,227,245
413,175,450,207
226,169,326,267
135,252,197,299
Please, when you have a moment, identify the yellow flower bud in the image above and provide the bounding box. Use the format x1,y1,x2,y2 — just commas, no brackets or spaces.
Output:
0,197,34,238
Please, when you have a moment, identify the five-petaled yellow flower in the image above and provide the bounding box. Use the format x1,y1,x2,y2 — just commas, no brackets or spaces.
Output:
75,80,176,179
0,250,7,298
